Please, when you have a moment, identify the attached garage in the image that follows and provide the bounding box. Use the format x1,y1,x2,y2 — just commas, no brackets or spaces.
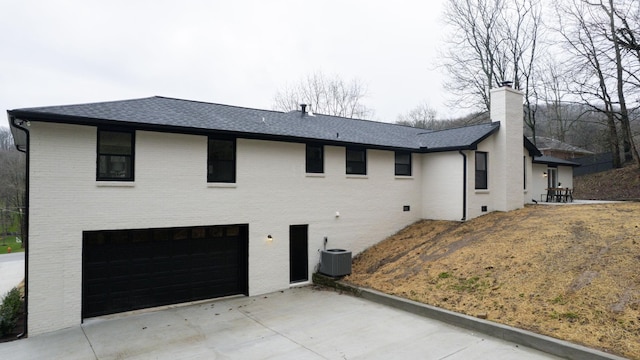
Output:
82,224,249,318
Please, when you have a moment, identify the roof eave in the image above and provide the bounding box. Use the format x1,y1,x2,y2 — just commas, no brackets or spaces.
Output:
533,158,581,167
524,136,543,157
419,144,479,153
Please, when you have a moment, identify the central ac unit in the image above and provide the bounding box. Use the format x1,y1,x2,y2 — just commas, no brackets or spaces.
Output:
319,249,352,277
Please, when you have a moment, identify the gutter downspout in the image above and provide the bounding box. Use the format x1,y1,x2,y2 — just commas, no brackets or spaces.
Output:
10,115,29,337
458,150,467,221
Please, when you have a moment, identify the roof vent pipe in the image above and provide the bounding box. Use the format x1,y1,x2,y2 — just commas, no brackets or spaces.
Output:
300,104,307,115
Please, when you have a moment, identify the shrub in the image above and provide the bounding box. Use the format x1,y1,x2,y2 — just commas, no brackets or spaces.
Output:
0,288,23,337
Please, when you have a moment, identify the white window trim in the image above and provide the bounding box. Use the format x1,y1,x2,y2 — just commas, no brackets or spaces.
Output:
96,182,135,188
207,183,238,188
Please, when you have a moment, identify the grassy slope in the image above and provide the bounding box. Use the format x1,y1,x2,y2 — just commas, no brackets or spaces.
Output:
345,203,640,359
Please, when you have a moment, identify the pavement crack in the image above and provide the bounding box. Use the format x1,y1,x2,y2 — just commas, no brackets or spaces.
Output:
80,325,99,360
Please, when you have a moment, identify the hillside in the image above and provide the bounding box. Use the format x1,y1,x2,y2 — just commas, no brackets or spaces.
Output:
344,203,640,359
573,164,640,200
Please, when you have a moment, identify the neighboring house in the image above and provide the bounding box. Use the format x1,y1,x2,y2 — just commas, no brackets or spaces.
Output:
531,136,594,160
7,85,571,336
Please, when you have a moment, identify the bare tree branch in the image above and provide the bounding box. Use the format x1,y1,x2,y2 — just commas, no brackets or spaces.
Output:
272,71,374,119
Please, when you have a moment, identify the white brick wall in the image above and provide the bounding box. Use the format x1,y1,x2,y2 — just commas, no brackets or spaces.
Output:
491,87,525,212
420,152,464,221
27,122,423,334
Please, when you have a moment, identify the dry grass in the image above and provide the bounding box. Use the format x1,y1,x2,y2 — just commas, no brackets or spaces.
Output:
345,203,640,359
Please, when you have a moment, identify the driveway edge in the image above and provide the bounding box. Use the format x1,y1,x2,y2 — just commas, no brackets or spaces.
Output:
312,273,627,360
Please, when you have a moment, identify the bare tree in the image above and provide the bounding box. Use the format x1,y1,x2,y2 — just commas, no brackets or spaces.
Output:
506,0,544,142
537,58,593,143
441,0,544,140
600,0,640,165
396,102,438,129
557,0,623,167
0,127,13,151
553,0,640,168
273,72,374,119
441,0,506,113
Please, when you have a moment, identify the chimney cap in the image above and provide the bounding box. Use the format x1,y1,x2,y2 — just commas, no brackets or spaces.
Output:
500,81,513,88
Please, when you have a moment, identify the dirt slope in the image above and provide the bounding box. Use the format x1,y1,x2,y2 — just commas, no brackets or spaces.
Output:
344,203,640,359
574,164,640,200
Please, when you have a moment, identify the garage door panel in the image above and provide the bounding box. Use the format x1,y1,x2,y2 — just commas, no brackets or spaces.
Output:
83,224,248,318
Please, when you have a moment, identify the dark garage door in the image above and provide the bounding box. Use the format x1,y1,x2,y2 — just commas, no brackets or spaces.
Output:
82,224,248,318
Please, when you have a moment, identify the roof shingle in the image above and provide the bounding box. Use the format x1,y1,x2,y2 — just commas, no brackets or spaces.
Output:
8,96,504,152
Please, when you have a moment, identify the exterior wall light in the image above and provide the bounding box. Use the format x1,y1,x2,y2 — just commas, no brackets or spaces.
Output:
543,172,547,177
267,235,273,242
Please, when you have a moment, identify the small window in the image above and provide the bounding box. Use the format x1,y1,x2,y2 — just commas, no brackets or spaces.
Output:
346,147,367,175
208,137,236,183
475,152,488,190
306,144,324,173
395,151,412,176
97,129,134,181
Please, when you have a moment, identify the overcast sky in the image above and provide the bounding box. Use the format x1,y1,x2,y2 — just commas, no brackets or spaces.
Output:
1,0,454,129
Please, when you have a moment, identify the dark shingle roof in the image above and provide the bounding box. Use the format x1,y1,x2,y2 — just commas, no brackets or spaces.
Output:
416,123,499,151
529,136,593,155
8,96,504,152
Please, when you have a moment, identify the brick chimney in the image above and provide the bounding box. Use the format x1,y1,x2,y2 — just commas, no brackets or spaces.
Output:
491,83,524,212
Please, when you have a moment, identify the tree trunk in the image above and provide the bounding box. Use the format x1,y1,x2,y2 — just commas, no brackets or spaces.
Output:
606,110,622,168
606,0,640,167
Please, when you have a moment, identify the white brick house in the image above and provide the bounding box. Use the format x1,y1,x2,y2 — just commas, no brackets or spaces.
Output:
8,85,574,335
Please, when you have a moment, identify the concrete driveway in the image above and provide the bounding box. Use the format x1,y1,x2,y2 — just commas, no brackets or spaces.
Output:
0,286,559,360
0,252,24,298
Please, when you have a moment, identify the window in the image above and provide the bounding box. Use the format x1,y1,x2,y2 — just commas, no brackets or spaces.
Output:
475,152,488,189
547,167,558,188
208,137,236,183
97,129,134,181
346,147,366,175
395,151,412,176
306,144,324,173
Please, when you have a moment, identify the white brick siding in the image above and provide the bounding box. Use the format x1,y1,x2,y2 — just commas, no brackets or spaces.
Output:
27,122,423,334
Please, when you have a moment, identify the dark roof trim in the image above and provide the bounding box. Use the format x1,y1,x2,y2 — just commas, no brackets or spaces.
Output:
524,136,542,157
533,155,581,167
420,144,481,153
